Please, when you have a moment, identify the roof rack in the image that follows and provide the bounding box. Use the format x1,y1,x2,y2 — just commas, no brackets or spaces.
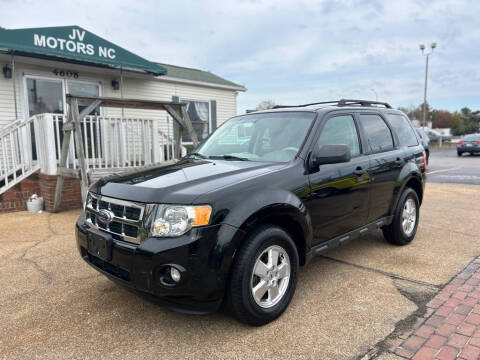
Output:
272,99,392,109
337,99,392,108
272,100,339,109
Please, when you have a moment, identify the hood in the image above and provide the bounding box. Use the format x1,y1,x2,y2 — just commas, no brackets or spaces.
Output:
90,159,285,204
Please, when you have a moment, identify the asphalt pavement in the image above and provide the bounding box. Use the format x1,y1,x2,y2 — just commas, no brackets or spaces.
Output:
427,148,480,185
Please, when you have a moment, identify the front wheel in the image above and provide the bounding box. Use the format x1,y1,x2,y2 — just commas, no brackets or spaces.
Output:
227,225,299,326
457,151,462,156
383,188,420,245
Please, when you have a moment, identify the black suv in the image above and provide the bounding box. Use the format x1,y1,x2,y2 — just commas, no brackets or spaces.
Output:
76,99,426,326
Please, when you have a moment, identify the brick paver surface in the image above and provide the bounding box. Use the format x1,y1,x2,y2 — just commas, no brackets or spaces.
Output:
392,257,480,359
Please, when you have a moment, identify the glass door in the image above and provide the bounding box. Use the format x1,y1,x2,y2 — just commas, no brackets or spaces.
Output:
25,77,65,160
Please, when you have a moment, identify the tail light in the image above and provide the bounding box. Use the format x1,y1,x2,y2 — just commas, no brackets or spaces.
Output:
477,141,480,145
458,141,463,145
422,151,427,172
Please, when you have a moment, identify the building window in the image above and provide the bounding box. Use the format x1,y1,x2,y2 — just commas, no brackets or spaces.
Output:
182,100,210,143
26,78,64,117
67,81,101,115
25,76,101,117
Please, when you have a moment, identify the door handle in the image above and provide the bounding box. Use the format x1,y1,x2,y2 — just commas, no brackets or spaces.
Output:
354,167,366,176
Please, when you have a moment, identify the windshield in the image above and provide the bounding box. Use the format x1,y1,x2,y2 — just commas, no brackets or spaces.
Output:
192,112,316,162
464,134,480,141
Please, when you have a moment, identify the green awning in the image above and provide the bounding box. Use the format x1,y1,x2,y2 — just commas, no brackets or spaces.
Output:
0,26,167,75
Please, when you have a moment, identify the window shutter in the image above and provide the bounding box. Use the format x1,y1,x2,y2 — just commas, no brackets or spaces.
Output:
210,100,217,132
172,96,179,139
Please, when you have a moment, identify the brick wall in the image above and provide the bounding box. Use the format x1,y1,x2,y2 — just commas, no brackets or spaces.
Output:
0,172,83,213
0,173,41,213
38,173,83,212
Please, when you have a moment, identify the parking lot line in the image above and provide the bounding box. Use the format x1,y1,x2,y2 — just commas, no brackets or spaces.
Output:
426,167,461,175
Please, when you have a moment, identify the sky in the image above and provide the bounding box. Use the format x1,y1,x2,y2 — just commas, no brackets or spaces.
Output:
1,0,479,114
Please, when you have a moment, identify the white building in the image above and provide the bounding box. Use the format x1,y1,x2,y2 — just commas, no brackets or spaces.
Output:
0,25,246,210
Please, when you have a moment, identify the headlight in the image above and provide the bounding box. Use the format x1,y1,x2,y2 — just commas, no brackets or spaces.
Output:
84,192,92,211
150,204,212,237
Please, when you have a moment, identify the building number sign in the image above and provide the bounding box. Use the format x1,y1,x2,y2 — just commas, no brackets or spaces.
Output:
52,69,79,78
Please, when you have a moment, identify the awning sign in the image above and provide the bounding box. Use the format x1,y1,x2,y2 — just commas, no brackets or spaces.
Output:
0,25,167,75
33,29,117,59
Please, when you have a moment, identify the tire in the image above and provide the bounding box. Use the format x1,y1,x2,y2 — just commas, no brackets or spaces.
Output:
457,151,462,156
227,225,299,326
382,187,420,246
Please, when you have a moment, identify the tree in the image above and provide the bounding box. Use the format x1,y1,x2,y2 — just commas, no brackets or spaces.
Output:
431,110,453,128
451,111,465,136
451,108,479,135
256,100,276,111
398,103,429,122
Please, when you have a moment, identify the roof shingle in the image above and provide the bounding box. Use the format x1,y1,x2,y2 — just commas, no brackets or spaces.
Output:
157,63,245,90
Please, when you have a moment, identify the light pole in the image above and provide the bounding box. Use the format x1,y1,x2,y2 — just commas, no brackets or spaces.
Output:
419,42,436,128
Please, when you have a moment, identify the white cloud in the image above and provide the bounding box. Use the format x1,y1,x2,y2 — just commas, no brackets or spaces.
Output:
1,0,478,113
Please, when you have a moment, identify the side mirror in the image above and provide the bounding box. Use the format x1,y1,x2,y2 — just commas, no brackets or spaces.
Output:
309,144,351,172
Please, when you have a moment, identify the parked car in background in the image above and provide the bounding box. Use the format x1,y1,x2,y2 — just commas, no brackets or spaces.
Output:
76,99,426,325
415,127,430,164
457,134,480,156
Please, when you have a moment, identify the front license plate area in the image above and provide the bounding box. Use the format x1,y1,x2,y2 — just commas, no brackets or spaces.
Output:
87,228,113,262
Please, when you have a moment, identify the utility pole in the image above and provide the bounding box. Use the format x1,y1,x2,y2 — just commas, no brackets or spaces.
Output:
419,43,436,128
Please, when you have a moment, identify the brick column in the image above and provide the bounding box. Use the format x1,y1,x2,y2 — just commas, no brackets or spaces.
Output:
39,173,83,212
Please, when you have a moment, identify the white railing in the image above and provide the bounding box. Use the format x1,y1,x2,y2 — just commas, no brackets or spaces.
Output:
0,116,41,193
45,114,179,175
0,113,181,195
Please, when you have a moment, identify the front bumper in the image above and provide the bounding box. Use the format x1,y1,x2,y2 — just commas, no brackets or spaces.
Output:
76,214,240,314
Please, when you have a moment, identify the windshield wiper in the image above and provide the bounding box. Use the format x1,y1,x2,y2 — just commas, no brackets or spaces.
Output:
186,152,208,159
209,155,249,161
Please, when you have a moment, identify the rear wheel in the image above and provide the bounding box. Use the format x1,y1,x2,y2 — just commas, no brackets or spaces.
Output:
383,188,420,245
227,225,299,326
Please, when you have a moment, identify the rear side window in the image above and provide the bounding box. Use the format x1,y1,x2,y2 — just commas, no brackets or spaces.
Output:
317,115,361,156
359,114,394,153
387,114,419,147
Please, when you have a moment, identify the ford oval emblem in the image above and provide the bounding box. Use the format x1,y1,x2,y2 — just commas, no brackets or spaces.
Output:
97,209,114,224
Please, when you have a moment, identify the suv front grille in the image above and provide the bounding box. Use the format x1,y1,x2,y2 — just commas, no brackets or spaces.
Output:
85,193,145,244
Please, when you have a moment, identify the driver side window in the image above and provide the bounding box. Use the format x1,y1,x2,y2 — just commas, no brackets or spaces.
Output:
317,115,360,157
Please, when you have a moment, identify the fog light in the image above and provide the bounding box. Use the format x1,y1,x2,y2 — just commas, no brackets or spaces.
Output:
170,267,181,282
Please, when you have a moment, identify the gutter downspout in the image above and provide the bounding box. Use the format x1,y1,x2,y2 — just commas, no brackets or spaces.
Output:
120,67,124,118
11,53,18,119
120,67,125,165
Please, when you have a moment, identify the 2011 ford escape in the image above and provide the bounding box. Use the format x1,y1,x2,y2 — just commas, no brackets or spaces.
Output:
76,99,426,326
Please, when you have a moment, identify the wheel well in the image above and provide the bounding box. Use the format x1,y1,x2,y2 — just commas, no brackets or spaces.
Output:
405,177,423,204
240,212,307,266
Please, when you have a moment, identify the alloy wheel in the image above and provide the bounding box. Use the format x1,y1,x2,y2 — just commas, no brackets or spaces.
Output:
402,198,417,236
250,245,291,308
